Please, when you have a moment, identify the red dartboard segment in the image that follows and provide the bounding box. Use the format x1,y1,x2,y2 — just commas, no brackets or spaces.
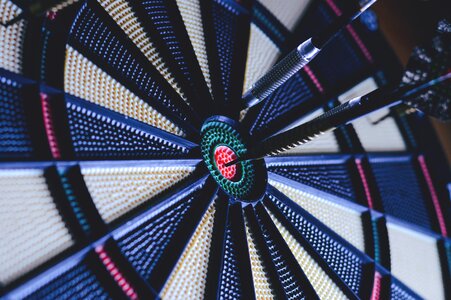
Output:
214,145,241,181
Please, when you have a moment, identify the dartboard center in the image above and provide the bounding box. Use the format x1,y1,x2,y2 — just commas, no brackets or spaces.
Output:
200,116,267,202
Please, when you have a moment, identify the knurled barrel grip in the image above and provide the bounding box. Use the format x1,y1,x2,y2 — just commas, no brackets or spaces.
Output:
243,38,319,107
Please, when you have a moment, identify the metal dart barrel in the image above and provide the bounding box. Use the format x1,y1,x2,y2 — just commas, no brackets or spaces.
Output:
242,38,319,108
241,0,377,109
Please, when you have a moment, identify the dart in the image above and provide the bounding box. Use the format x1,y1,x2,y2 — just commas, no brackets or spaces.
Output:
228,18,451,166
242,0,377,108
229,72,450,166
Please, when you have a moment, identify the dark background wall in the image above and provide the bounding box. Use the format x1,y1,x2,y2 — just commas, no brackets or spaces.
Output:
373,0,451,164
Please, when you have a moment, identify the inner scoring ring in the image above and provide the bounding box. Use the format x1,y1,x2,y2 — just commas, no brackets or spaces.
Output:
214,145,241,182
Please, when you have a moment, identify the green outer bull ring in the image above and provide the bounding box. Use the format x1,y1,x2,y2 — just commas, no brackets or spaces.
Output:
200,116,267,202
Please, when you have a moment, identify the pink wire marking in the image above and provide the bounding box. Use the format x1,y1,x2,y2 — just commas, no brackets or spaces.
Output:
345,25,374,63
326,0,342,16
40,93,61,159
355,158,374,209
417,155,448,237
370,272,382,300
46,11,58,20
303,66,324,93
325,0,374,63
96,245,139,300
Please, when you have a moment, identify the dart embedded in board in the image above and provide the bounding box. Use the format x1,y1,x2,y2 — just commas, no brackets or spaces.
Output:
228,17,451,166
242,0,377,108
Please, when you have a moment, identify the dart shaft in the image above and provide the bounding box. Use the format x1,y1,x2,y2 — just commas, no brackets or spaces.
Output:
229,91,396,166
242,0,377,109
250,91,398,159
228,73,451,166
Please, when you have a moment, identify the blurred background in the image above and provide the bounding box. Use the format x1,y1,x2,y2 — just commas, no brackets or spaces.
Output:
374,0,451,164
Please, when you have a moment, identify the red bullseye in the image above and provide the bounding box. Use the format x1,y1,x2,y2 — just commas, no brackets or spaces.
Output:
214,146,241,181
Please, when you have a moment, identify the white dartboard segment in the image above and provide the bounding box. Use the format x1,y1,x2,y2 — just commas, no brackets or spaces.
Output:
386,219,445,300
0,0,27,74
64,46,184,136
160,199,216,299
258,0,311,30
269,176,367,252
244,213,277,299
0,169,73,285
97,0,186,101
81,162,196,223
175,0,213,97
267,209,348,299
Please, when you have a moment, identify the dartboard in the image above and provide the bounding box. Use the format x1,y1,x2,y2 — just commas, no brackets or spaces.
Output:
0,0,450,299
